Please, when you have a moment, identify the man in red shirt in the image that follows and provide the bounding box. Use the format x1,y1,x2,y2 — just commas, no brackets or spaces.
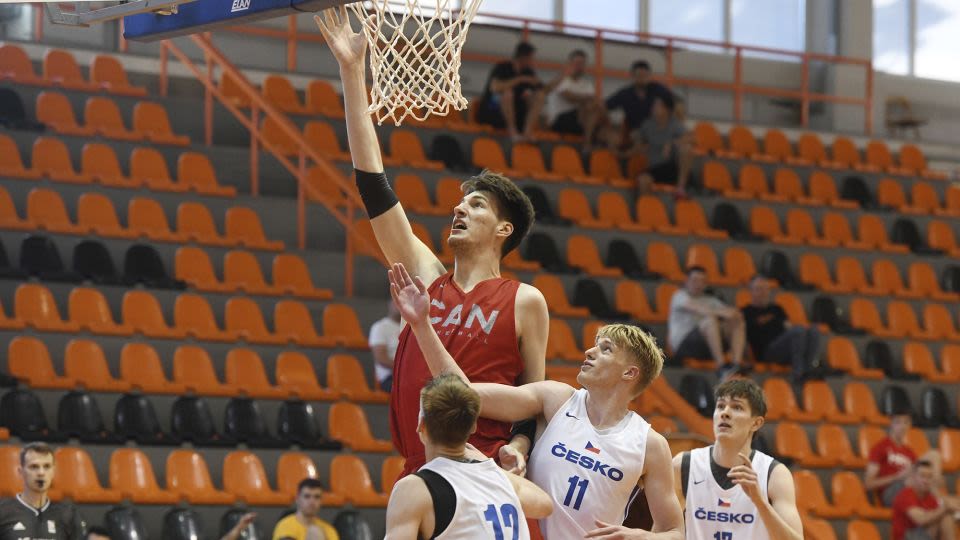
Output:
866,412,919,506
891,460,960,540
315,7,549,478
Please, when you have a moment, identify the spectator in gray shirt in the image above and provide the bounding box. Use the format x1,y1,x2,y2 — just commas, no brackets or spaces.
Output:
631,95,693,197
668,266,747,378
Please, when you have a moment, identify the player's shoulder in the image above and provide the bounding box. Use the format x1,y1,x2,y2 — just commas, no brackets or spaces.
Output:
643,427,672,459
515,283,547,308
390,474,433,512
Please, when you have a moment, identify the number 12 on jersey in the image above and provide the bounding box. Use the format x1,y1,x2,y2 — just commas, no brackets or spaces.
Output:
713,532,732,540
563,475,589,510
484,503,520,540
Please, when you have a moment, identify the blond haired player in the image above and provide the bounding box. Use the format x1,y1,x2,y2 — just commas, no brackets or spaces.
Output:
390,262,683,540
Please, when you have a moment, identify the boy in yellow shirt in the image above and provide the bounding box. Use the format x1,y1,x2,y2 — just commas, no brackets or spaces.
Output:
272,479,339,540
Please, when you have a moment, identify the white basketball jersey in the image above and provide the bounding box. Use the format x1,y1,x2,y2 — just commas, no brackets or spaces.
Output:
684,446,773,540
419,456,531,540
527,388,649,540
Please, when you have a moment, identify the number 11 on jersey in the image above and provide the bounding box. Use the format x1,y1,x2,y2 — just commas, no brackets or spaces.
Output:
713,532,732,540
563,475,589,510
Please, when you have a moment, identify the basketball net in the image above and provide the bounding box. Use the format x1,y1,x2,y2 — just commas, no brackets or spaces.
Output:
349,0,483,126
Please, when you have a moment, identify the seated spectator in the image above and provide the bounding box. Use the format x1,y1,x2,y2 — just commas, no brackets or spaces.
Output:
475,42,546,141
546,50,607,147
369,300,401,392
891,460,960,540
866,411,944,507
631,96,692,196
272,479,338,540
668,266,747,378
605,60,673,138
741,275,826,383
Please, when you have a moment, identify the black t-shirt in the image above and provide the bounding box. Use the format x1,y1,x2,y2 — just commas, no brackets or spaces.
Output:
0,496,85,540
479,61,538,108
605,81,673,129
741,304,788,358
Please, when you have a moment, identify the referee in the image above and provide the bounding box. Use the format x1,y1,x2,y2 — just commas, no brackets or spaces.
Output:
0,443,86,540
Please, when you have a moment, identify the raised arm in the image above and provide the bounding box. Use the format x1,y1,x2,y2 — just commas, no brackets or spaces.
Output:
384,476,433,540
505,471,554,519
729,457,802,540
315,7,445,283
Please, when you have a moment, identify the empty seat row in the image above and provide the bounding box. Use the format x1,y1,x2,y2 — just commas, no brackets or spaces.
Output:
0,187,277,249
799,254,957,300
36,91,188,145
0,45,147,96
473,138,634,186
175,247,332,298
0,444,397,507
0,135,235,196
8,336,386,402
0,384,393,452
221,73,344,118
694,122,946,179
3,284,366,347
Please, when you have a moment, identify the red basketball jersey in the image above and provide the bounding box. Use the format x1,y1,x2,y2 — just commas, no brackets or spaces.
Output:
390,272,525,477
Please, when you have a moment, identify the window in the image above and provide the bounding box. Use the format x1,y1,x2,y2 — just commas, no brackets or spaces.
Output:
914,0,960,81
472,0,553,27
731,0,806,55
563,0,639,37
873,0,910,75
650,0,723,44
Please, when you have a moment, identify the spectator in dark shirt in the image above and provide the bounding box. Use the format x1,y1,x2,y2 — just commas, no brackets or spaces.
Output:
475,42,547,141
605,60,673,132
891,460,960,540
740,275,823,383
631,95,692,197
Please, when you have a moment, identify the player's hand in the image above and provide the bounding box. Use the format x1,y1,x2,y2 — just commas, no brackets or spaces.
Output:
389,263,430,325
314,6,367,69
728,452,762,504
499,444,527,477
584,520,649,539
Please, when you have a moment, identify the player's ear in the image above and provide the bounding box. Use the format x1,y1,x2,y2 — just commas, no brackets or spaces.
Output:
622,364,640,383
469,420,478,436
749,414,765,434
495,220,514,241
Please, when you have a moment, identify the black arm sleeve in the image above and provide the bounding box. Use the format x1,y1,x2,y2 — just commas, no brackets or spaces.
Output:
680,451,691,498
355,168,399,219
509,418,538,455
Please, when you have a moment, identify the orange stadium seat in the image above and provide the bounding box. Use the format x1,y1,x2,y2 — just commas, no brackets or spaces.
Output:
888,300,934,340
122,290,187,339
532,274,589,317
910,263,959,301
793,470,850,518
645,242,686,282
762,129,802,163
303,121,351,162
502,249,540,271
558,189,611,228
52,448,122,503
278,452,344,505
32,137,94,184
275,351,336,401
588,149,630,186
830,136,865,169
692,122,724,156
381,456,405,496
16,283,81,332
816,424,867,468
702,161,743,197
81,143,139,188
596,192,648,232
797,133,831,166
654,283,679,324
927,221,960,255
388,130,443,170
120,343,186,394
261,116,298,157
872,259,915,298
225,250,284,295
472,138,517,176
68,288,134,336
166,450,236,504
727,126,765,160
36,91,96,136
177,152,237,197
0,186,29,231
304,166,351,207
737,164,779,200
859,214,909,253
0,134,42,180
225,348,286,399
802,517,837,540
435,177,464,211
567,235,621,277
775,293,811,326
63,338,130,392
26,188,84,233
865,140,901,173
262,75,309,114
7,336,75,389
175,247,230,292
808,171,857,209
323,303,369,348
547,319,584,362
330,455,388,507
906,428,931,456
850,298,897,337
43,49,97,91
174,293,239,342
922,304,960,342
939,429,960,473
676,200,727,238
133,102,190,146
822,212,869,250
749,206,795,244
946,187,960,216
511,144,563,181
835,257,881,296
172,345,236,397
775,421,838,467
225,297,285,345
225,206,284,251
831,471,892,519
85,97,142,141
772,168,815,204
722,247,756,285
635,196,683,234
785,208,836,247
178,202,232,246
329,402,393,453
904,342,958,382
0,44,45,85
219,72,251,108
271,254,333,299
223,451,289,505
77,192,135,238
90,54,147,96
327,354,389,403
909,182,942,214
552,145,598,184
614,281,661,323
109,448,179,504
763,377,818,422
395,174,440,215
799,254,843,293
685,244,736,286
129,147,186,192
847,520,883,540
845,383,889,425
877,178,919,212
803,381,858,423
0,446,17,492
306,80,345,117
900,144,948,180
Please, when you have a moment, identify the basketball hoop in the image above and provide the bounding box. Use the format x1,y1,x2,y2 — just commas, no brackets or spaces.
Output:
349,0,483,126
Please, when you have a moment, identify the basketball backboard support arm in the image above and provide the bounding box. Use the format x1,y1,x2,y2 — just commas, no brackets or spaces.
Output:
44,0,198,27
